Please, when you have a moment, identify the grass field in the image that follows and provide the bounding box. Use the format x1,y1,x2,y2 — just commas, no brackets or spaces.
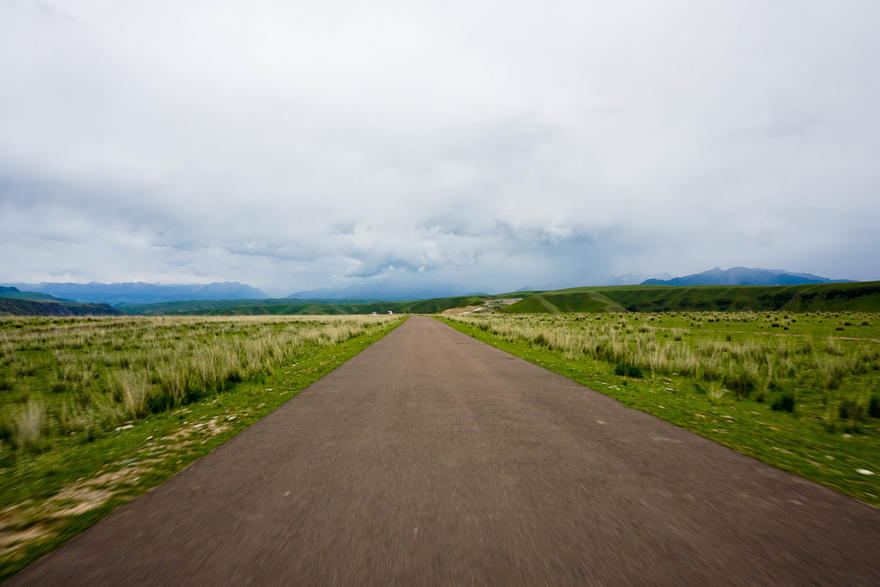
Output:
440,311,880,507
109,281,880,318
0,314,402,579
115,295,507,316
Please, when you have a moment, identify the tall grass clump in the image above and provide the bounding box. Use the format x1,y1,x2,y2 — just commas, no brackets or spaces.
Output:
11,401,46,453
0,315,396,453
448,311,880,426
115,370,151,418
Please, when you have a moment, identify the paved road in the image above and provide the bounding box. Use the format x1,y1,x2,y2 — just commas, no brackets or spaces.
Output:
12,317,880,585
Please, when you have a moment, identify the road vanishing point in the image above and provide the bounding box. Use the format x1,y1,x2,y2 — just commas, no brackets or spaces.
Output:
12,316,880,585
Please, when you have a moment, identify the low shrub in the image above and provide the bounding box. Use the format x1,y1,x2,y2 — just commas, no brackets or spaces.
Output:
11,401,46,452
771,393,795,413
614,364,643,378
869,395,880,418
839,399,864,422
723,371,756,399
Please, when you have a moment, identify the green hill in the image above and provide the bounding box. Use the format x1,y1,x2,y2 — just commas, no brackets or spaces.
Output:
0,298,121,316
0,286,119,316
502,281,880,313
0,286,73,302
504,291,627,313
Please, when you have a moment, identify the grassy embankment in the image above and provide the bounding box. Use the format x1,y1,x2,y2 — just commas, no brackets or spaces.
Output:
0,314,402,580
439,311,880,507
502,281,880,314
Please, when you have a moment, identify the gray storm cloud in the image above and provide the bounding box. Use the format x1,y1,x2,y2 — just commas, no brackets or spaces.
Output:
1,0,878,295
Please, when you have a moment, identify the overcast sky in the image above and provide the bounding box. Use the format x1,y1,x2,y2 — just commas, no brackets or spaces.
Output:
1,0,878,295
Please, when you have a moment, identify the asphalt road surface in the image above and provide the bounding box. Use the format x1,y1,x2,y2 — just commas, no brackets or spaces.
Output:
12,316,880,585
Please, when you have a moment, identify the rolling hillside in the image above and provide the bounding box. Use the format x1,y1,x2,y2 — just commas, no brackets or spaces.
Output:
504,291,627,313
502,281,880,313
108,282,880,317
0,286,73,302
0,286,120,316
0,298,121,316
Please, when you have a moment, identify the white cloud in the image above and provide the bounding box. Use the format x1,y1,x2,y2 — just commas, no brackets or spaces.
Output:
1,0,878,295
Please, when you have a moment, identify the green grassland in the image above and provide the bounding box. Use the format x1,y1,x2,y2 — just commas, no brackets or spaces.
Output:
110,281,880,318
440,311,880,507
118,294,507,316
502,281,880,314
0,314,402,579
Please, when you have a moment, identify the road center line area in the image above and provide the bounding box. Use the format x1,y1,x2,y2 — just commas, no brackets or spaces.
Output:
11,316,880,585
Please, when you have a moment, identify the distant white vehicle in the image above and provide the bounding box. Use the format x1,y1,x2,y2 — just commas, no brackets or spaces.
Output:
387,310,393,315
371,312,377,315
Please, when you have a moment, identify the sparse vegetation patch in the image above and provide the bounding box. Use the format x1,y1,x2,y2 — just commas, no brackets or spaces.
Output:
0,314,402,579
440,311,880,506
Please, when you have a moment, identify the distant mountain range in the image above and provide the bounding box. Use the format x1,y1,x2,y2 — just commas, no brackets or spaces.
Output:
2,282,268,306
287,281,484,301
2,269,861,309
641,267,854,287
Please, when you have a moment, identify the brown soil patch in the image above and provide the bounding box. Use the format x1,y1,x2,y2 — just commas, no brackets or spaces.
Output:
50,487,114,518
45,466,147,519
1,415,235,571
486,298,522,305
162,417,230,445
440,306,483,316
0,524,56,559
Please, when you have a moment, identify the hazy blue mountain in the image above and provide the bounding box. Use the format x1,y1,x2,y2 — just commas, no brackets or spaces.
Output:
3,282,268,306
288,280,484,301
610,272,673,286
0,286,74,302
641,267,854,286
